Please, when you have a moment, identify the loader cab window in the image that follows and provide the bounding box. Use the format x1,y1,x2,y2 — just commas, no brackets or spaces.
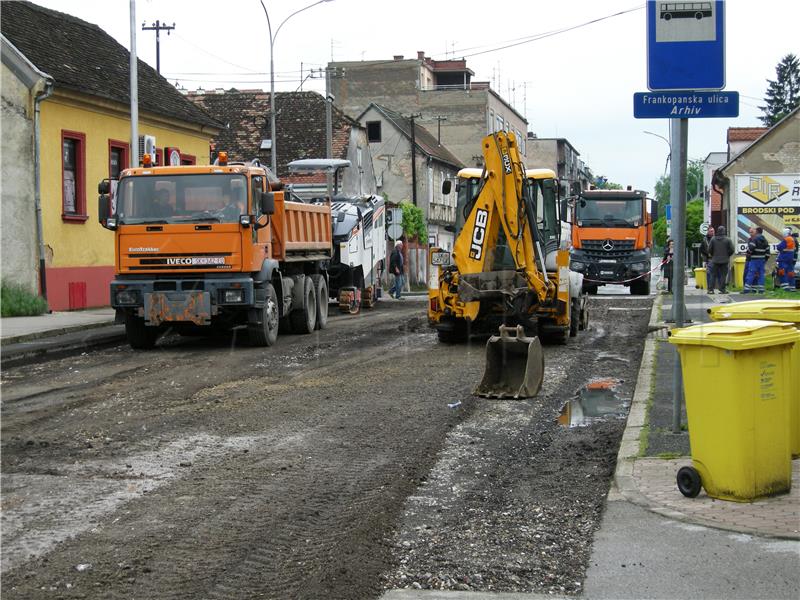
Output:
525,178,560,252
455,176,483,234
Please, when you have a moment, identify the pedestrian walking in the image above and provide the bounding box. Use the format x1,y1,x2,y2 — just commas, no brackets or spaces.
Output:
661,239,674,293
776,227,797,291
707,226,734,294
700,226,715,289
743,226,769,294
389,240,405,299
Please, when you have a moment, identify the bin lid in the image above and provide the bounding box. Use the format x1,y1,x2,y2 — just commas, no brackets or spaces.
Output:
668,319,800,350
733,256,747,264
708,299,800,324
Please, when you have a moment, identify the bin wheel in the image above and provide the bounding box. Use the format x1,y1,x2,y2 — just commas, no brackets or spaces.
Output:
676,466,702,498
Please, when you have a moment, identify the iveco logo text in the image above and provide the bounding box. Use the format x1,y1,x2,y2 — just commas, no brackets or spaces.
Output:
469,209,489,260
128,247,159,252
502,152,512,174
602,239,615,251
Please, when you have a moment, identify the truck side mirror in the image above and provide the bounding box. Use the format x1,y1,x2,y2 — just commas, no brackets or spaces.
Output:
560,198,569,223
260,191,275,215
98,194,116,229
650,199,659,224
441,180,452,195
98,179,110,195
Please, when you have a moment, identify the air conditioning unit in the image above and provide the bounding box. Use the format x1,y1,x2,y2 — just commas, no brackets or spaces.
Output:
138,135,156,160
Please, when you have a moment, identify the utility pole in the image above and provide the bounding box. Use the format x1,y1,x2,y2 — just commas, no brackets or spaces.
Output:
130,1,139,167
141,20,175,74
409,113,421,206
311,66,345,197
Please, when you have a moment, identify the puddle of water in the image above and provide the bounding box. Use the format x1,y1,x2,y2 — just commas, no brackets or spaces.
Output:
558,379,628,428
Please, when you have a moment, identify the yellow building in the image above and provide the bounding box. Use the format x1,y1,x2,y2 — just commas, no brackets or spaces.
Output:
1,2,220,310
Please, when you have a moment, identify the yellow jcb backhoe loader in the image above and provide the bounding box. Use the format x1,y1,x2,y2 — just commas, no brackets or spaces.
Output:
427,131,588,398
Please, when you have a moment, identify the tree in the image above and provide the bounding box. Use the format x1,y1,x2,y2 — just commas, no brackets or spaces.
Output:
594,176,622,190
759,53,800,126
400,201,427,241
653,199,704,248
652,159,704,221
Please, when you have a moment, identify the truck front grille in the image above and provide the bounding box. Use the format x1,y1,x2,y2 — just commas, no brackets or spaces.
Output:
580,239,635,261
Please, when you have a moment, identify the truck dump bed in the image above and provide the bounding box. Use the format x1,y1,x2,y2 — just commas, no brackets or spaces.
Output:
271,195,332,261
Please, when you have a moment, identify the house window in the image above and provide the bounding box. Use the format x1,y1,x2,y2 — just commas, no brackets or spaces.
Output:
61,130,87,222
496,115,504,133
108,140,129,180
367,121,381,143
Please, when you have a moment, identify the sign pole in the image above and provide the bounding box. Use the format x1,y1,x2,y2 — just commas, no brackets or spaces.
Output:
671,117,688,433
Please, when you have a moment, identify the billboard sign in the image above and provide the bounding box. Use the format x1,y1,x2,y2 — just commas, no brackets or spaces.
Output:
735,174,800,252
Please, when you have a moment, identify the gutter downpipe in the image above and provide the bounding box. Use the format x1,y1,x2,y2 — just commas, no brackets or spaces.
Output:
34,76,55,307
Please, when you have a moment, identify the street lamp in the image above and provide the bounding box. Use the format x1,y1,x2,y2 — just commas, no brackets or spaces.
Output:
643,130,670,176
260,0,334,176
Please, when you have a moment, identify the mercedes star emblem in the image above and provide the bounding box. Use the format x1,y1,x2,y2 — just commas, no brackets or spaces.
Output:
602,239,614,251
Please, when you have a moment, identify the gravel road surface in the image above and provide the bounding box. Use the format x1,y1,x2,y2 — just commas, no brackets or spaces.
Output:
1,295,652,599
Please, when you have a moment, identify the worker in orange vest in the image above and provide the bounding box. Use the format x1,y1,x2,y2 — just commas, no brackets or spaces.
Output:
776,227,796,291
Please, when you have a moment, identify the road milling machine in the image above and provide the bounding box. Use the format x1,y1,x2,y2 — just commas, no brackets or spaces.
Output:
427,132,587,399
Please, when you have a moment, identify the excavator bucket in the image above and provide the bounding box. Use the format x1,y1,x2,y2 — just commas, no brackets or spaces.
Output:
475,325,544,399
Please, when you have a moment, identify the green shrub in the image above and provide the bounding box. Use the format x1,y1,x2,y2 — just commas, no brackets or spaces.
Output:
1,281,48,317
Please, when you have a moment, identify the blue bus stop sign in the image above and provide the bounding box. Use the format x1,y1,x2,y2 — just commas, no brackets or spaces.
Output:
647,0,725,91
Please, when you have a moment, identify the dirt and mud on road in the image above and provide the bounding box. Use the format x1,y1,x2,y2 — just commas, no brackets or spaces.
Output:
1,294,652,599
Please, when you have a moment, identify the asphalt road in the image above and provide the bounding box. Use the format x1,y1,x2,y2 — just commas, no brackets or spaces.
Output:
1,294,653,599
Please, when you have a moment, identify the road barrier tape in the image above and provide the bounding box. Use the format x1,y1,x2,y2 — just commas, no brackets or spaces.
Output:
581,258,669,285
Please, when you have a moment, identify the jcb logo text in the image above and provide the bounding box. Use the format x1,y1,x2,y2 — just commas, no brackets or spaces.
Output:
469,209,489,259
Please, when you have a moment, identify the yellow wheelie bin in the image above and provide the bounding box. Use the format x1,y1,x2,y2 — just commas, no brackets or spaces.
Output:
694,267,707,289
669,320,798,501
709,300,800,458
732,256,747,289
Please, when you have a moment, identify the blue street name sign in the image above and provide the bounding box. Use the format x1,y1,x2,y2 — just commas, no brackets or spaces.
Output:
634,91,739,118
647,0,725,91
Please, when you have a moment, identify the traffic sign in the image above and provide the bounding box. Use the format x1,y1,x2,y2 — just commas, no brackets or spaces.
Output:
634,91,739,118
647,0,725,91
699,222,709,235
665,204,672,220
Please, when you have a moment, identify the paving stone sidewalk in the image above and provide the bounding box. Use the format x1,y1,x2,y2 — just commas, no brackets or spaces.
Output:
615,284,800,540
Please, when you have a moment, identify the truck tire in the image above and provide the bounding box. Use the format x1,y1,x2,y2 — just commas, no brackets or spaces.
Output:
125,314,159,350
569,299,580,337
290,276,317,334
630,278,650,295
248,283,279,346
311,274,328,330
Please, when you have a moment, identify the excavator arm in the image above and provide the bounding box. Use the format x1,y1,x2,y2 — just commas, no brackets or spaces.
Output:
450,132,554,318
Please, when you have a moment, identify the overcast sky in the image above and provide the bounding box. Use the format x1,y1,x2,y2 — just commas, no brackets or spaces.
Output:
31,0,800,193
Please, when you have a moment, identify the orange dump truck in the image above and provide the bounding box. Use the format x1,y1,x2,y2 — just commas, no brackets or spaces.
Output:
99,155,332,348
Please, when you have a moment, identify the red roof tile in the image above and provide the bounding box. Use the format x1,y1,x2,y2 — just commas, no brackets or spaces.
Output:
726,127,768,142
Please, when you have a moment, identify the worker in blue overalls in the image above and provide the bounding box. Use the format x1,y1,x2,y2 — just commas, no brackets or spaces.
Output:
743,226,770,294
776,227,796,291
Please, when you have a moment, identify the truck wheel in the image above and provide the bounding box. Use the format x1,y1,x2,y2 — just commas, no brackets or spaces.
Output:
569,299,580,337
290,276,317,334
248,283,279,346
125,314,159,350
311,274,328,330
630,279,650,295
